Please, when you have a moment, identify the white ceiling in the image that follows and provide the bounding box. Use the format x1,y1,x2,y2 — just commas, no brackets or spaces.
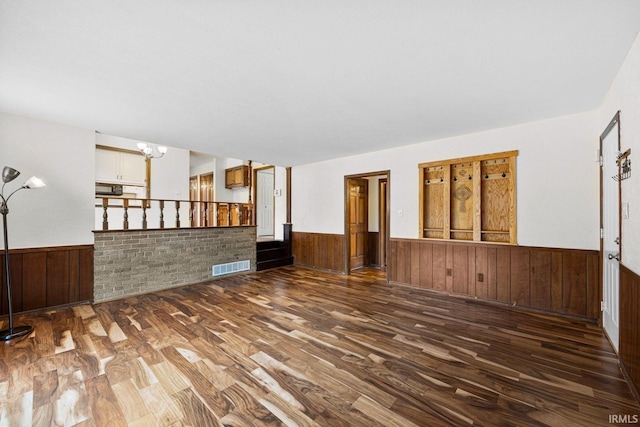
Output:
1,1,639,166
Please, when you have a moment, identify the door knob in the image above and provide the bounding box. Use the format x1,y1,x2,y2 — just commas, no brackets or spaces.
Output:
615,237,620,245
608,253,620,261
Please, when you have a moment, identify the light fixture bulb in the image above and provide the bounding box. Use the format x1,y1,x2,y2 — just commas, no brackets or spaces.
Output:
137,142,167,159
23,176,45,189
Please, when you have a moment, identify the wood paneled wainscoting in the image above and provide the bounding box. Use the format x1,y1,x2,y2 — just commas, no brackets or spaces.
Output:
292,232,345,273
389,239,600,320
620,264,640,401
0,245,94,315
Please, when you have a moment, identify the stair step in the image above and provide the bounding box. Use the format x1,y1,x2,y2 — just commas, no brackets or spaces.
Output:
257,247,289,262
257,240,284,250
256,256,294,271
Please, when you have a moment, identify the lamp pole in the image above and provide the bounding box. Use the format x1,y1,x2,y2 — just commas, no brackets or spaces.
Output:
0,167,45,341
1,201,31,340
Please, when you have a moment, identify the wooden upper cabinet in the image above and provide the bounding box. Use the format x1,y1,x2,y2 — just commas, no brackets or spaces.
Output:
419,150,517,244
225,165,250,188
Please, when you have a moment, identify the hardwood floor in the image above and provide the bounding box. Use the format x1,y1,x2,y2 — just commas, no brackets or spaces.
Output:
1,266,638,426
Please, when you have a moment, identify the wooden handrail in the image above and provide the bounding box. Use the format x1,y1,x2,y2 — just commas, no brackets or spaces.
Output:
95,197,255,231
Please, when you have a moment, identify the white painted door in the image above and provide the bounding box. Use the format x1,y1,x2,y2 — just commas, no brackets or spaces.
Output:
256,168,275,237
602,119,620,352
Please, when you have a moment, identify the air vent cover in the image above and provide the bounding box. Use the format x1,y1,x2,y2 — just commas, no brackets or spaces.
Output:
212,260,250,277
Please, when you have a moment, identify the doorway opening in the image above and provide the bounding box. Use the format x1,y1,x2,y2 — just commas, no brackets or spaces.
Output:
189,172,214,227
254,165,275,240
344,171,390,279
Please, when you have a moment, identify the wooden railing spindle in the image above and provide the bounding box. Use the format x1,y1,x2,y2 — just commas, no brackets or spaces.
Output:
175,201,180,228
123,199,129,230
102,198,109,230
96,198,254,231
159,200,165,229
142,201,148,229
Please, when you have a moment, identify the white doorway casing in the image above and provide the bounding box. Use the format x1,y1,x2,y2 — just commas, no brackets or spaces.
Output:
601,113,620,352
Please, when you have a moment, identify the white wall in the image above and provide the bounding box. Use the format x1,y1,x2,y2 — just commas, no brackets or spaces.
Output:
292,111,600,250
0,112,95,249
599,32,640,274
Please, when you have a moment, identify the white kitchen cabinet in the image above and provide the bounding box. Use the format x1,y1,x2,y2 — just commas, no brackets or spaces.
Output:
96,148,147,185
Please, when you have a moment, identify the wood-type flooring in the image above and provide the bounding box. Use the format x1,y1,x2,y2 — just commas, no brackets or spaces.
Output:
0,266,638,426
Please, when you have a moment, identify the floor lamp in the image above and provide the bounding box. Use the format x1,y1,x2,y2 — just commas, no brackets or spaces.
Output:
0,166,45,341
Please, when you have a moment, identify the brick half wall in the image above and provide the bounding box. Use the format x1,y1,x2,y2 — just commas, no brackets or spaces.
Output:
94,226,256,301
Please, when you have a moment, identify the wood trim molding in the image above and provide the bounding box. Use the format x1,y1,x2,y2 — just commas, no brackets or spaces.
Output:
389,238,599,321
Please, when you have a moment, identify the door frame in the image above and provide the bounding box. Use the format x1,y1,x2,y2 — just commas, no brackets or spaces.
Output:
253,165,276,238
599,110,621,330
378,178,388,268
344,170,391,278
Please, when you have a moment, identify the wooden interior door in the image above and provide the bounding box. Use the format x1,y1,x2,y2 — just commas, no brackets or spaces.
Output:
199,173,214,226
348,178,368,270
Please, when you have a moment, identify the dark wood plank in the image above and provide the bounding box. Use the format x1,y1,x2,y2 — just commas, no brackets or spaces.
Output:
452,244,468,295
487,247,497,300
562,252,587,316
22,252,46,311
396,241,409,285
530,249,551,311
46,251,70,308
78,247,94,302
445,243,454,292
410,241,420,286
510,247,530,306
419,241,433,289
475,245,488,299
1,253,23,315
550,251,563,313
496,246,511,303
432,243,446,292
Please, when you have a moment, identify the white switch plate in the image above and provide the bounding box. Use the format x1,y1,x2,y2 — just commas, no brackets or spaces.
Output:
623,202,630,219
397,209,403,217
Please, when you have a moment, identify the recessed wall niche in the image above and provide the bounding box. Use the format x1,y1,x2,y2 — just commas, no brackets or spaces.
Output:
419,150,517,244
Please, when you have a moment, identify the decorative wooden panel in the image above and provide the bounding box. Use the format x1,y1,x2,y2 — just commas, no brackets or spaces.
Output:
620,264,640,402
450,161,474,241
480,156,514,243
420,150,517,244
0,245,94,315
292,232,345,273
389,238,599,320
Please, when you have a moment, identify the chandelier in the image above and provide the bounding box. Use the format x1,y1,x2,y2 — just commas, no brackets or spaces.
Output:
136,143,168,160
